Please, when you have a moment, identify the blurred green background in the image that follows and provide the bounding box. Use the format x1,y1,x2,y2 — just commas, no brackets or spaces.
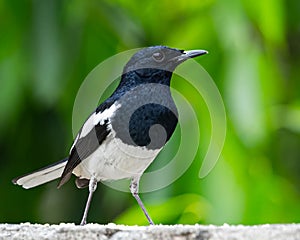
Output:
1,0,300,225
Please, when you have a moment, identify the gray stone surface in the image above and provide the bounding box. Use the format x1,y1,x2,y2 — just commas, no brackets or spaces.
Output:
0,223,300,240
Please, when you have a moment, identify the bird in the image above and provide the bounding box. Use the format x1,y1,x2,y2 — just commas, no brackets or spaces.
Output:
12,46,207,225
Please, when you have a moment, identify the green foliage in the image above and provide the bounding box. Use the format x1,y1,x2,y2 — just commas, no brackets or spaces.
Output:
0,0,299,225
115,194,210,225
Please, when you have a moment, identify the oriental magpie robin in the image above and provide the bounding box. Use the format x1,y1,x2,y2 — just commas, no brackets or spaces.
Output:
12,46,207,225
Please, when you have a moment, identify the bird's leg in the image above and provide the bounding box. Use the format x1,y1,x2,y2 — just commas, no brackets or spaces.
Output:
80,175,97,225
130,177,154,225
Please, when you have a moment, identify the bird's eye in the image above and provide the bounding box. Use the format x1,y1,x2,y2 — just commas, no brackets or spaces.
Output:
152,52,165,62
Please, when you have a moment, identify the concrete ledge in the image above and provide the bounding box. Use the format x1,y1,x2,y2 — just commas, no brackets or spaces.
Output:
1,223,300,240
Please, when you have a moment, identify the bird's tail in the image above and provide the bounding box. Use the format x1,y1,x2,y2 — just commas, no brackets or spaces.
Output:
12,158,68,189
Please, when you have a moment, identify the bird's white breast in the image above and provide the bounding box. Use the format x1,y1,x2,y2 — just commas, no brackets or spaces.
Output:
73,126,161,181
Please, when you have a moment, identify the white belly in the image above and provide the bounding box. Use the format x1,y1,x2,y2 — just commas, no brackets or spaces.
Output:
73,132,161,181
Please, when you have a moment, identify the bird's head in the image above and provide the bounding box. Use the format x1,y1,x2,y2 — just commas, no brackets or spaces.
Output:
124,46,207,73
121,46,207,86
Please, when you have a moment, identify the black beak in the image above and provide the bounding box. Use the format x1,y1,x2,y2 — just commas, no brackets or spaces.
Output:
183,49,208,58
172,49,208,63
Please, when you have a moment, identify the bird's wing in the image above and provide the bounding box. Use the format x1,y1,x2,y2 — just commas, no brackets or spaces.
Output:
57,100,119,187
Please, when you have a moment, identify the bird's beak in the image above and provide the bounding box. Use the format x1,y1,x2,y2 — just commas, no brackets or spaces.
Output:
172,49,208,63
183,50,208,58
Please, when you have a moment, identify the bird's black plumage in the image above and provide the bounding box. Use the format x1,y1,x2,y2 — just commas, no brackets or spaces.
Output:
12,45,208,225
59,46,186,185
128,103,178,148
111,86,178,149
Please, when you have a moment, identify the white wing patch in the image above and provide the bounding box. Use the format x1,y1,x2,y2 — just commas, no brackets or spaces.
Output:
80,103,121,138
69,134,79,154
